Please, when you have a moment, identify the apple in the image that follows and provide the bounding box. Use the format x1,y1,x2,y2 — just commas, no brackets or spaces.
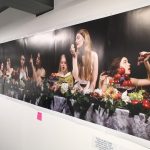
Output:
117,67,125,75
114,73,121,80
126,80,132,87
131,100,139,105
142,99,150,109
122,80,128,86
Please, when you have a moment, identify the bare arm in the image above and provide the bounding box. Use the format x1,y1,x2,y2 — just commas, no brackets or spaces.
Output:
131,78,150,87
144,56,150,79
70,44,79,80
30,57,37,81
90,52,98,91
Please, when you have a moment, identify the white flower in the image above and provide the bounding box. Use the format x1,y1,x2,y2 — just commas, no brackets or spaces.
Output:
94,88,103,96
121,90,131,103
83,89,91,94
61,83,69,94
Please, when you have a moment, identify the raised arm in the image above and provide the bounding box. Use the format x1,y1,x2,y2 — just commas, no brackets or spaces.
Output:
70,44,79,80
138,51,150,79
30,56,37,81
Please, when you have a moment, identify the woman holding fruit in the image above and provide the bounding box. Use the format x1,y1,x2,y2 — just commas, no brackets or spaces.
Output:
99,52,150,92
70,29,98,93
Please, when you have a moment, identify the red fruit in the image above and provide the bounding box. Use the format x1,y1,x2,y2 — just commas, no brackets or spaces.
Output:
131,100,139,105
126,80,132,87
124,74,130,80
114,80,119,84
117,93,122,99
122,80,128,86
114,74,121,80
117,67,125,75
109,79,114,84
142,100,150,109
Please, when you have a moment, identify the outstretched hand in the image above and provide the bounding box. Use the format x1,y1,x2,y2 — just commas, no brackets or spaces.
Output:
137,51,150,65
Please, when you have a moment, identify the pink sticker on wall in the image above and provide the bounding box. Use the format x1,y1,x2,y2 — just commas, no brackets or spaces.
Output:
37,112,42,121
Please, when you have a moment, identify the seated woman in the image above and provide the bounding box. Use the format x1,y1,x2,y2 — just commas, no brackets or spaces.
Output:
49,54,73,92
4,58,14,79
99,53,150,92
57,54,73,87
17,55,29,81
70,29,98,93
0,61,4,77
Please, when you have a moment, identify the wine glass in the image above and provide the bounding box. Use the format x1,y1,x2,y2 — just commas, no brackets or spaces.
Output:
79,80,88,88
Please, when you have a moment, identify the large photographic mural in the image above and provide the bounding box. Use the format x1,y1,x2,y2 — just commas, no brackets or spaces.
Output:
0,6,150,141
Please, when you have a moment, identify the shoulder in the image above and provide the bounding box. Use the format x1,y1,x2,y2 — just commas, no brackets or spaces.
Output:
92,51,98,58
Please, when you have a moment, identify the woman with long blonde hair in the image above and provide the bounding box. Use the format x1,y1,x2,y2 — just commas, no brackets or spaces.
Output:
70,29,98,92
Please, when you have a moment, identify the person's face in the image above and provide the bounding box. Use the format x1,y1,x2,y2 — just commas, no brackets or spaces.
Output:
119,57,131,75
1,62,4,70
36,53,41,66
60,56,67,72
20,56,25,66
6,61,10,69
75,33,84,49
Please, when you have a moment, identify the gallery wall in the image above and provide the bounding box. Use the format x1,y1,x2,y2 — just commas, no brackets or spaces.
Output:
0,1,150,150
0,0,150,43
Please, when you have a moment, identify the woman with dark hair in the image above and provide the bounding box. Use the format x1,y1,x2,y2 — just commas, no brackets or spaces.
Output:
70,29,98,93
99,54,150,91
30,52,46,86
4,58,13,79
0,61,4,77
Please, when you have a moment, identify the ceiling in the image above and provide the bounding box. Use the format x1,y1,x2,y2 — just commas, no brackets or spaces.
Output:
0,0,54,16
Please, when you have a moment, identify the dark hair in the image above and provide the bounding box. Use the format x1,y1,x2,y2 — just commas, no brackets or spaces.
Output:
107,57,122,76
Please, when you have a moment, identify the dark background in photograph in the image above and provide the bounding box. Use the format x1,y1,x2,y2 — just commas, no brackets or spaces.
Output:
24,31,55,78
55,18,109,87
2,39,26,70
0,6,150,93
54,28,74,73
0,45,4,64
105,5,150,79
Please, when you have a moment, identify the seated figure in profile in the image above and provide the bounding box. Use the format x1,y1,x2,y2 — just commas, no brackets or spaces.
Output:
99,53,150,92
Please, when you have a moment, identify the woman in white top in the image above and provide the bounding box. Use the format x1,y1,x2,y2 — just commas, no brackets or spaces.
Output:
70,29,98,92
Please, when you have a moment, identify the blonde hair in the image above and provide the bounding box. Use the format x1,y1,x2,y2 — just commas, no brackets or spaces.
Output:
77,29,92,81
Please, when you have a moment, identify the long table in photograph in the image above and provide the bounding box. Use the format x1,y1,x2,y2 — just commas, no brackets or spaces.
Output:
51,96,150,141
1,79,150,141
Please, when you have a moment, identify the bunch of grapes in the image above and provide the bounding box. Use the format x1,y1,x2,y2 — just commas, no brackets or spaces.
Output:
110,67,132,88
128,90,145,101
128,90,150,109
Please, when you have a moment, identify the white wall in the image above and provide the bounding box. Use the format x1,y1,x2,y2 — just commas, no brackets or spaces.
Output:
0,0,150,43
0,1,150,150
0,94,149,150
